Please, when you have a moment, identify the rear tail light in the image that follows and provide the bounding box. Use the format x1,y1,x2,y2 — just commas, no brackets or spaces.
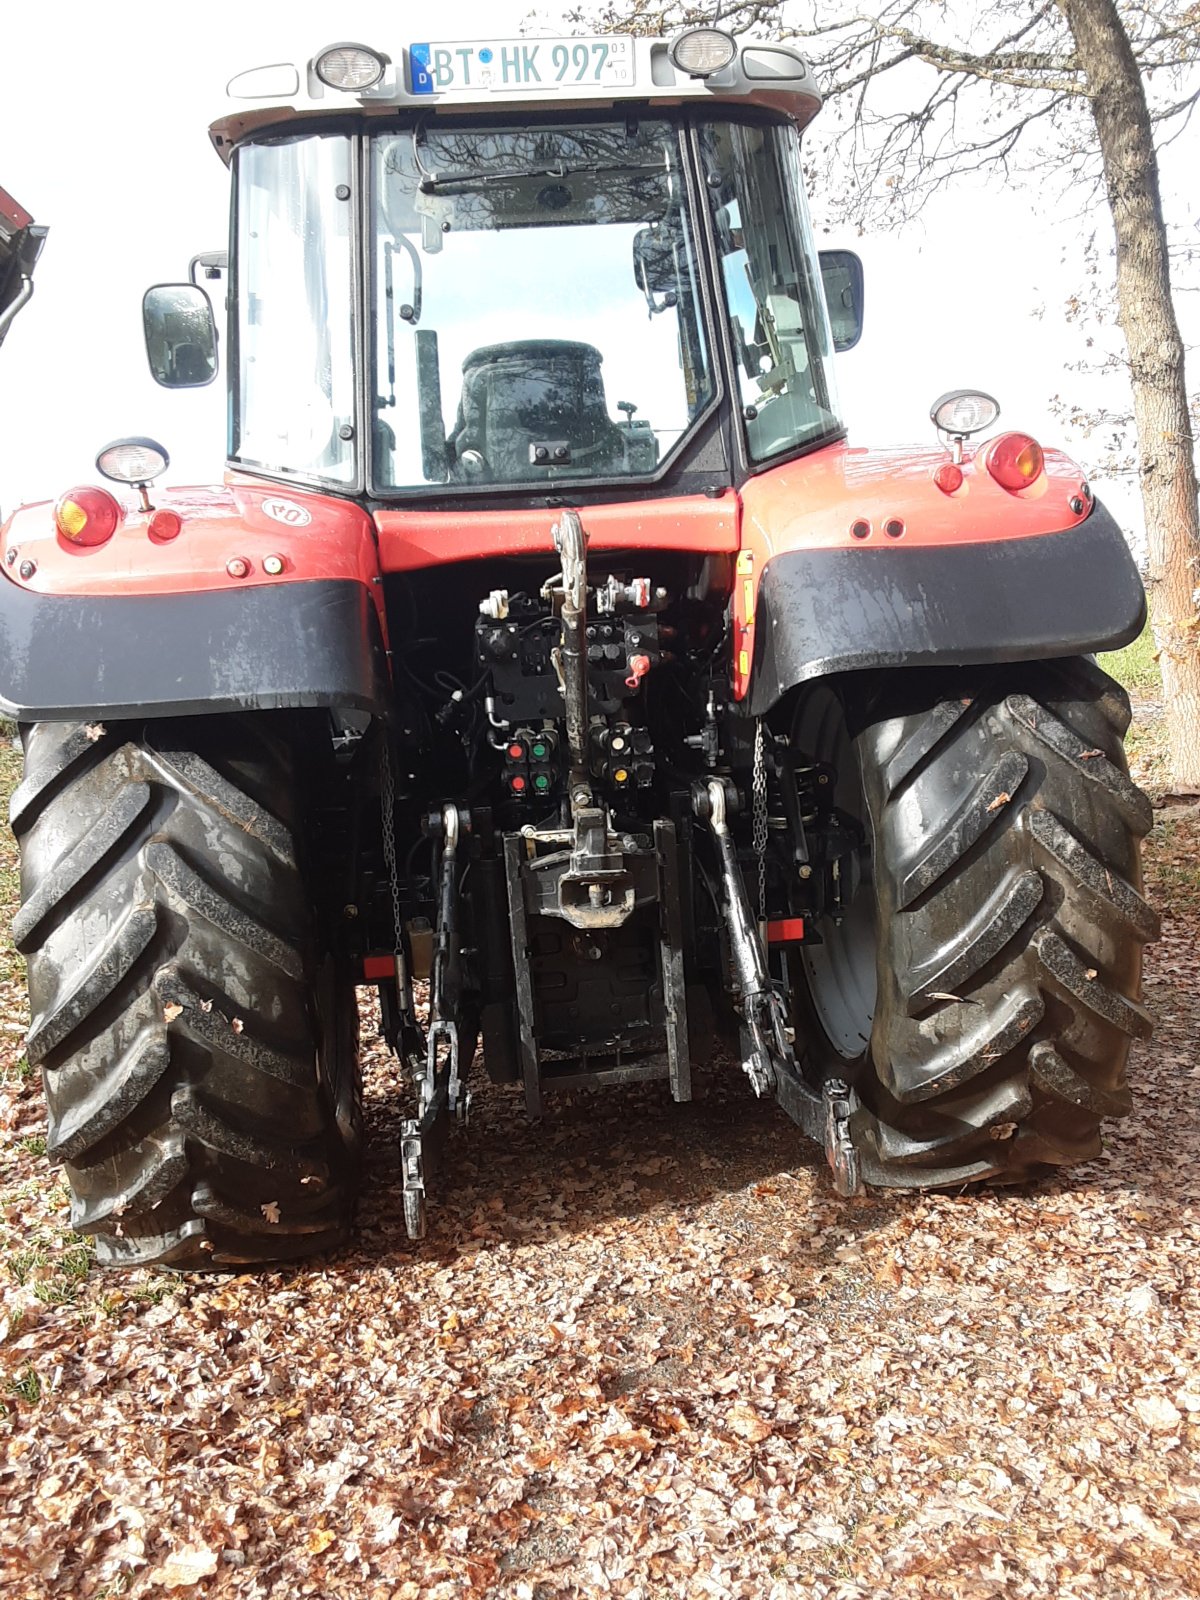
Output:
984,432,1044,492
54,486,122,546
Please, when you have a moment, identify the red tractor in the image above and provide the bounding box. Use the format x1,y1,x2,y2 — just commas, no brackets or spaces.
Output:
0,31,1155,1268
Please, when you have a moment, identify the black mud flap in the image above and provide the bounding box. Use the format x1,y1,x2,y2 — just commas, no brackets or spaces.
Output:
0,576,390,720
749,502,1145,715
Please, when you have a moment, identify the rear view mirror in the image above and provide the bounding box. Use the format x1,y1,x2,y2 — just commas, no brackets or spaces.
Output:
143,283,218,387
818,250,864,352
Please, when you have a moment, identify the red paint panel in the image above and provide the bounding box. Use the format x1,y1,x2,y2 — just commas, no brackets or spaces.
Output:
739,439,1091,560
375,492,739,572
767,918,806,944
731,437,1094,700
362,956,394,981
1,482,384,620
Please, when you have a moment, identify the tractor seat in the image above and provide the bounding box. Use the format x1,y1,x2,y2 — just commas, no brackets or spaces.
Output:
449,339,625,481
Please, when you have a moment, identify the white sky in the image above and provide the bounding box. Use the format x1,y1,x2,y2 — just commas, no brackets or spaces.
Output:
1,0,1195,547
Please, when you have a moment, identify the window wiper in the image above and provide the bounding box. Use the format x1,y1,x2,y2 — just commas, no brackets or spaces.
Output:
417,158,669,193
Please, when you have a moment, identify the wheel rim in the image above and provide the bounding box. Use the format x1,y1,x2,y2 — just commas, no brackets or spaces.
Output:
794,686,877,1061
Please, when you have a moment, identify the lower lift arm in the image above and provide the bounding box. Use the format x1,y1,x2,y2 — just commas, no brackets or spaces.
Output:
696,775,862,1197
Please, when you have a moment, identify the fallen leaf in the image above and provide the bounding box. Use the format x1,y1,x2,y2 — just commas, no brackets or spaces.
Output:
306,1529,336,1555
148,1545,219,1588
874,1254,903,1288
231,1017,245,1034
1133,1395,1182,1434
261,1201,281,1225
1125,1284,1159,1317
83,723,106,742
727,1403,773,1442
609,1429,656,1453
986,791,1011,812
163,1002,183,1023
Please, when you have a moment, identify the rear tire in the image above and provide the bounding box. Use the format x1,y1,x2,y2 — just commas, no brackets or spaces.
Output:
793,658,1158,1186
11,716,362,1268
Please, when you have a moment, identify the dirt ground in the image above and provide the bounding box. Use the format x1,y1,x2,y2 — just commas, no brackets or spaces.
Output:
1,710,1198,1600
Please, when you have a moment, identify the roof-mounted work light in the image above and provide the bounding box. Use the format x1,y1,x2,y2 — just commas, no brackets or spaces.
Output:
668,27,738,78
314,42,388,91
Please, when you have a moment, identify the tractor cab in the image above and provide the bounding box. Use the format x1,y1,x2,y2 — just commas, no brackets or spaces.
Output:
149,32,860,501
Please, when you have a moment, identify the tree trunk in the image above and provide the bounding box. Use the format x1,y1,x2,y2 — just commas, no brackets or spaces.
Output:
1059,0,1200,790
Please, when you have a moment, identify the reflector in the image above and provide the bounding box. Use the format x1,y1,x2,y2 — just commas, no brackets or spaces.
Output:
148,509,182,541
668,27,737,77
315,43,386,90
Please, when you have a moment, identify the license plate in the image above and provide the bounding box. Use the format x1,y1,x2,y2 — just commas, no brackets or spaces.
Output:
409,38,635,95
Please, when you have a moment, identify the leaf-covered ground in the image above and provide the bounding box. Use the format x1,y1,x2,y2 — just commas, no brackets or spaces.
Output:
2,718,1198,1599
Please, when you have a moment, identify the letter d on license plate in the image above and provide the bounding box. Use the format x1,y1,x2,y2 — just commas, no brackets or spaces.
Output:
409,38,634,95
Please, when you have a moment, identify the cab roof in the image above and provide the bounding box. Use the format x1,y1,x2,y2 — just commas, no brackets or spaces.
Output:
208,33,822,162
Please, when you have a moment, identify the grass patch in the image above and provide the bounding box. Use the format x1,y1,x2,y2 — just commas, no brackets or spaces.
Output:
2,1054,35,1085
8,1362,41,1406
1143,814,1200,920
1099,622,1161,696
6,1228,94,1305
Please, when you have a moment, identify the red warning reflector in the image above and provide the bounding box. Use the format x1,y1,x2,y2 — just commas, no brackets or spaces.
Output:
766,917,806,944
148,508,182,541
362,955,394,980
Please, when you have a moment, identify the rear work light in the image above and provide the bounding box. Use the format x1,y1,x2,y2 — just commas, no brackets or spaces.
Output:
985,432,1045,492
931,390,999,438
668,26,737,77
96,437,169,486
54,486,121,546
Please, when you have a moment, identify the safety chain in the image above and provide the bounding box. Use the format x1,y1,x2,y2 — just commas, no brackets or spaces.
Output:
752,717,769,926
